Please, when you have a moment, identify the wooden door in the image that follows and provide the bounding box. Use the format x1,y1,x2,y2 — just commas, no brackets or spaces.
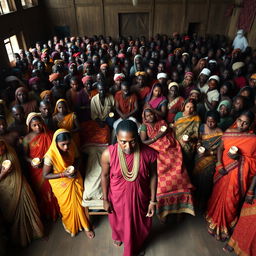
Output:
119,12,149,39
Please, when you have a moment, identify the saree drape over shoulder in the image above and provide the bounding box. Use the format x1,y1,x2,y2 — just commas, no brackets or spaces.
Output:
108,143,157,256
227,198,256,256
174,113,200,170
206,132,256,241
0,140,43,246
27,132,59,220
142,120,195,218
193,130,223,209
44,129,90,236
167,97,184,123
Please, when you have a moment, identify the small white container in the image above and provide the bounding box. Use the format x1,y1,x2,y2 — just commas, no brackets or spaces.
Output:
109,112,114,118
66,165,75,175
182,135,189,142
229,146,238,155
160,126,167,132
198,146,205,154
2,160,11,169
32,158,41,166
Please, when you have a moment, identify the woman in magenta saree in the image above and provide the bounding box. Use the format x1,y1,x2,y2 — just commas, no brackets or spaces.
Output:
144,83,167,120
206,111,256,241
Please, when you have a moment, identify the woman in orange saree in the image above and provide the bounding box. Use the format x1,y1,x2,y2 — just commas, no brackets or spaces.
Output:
53,99,80,147
206,111,256,241
225,175,256,255
43,129,94,239
140,108,195,222
23,112,59,221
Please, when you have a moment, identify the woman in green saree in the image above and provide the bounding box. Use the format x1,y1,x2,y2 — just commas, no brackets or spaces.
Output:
193,111,223,211
174,99,201,174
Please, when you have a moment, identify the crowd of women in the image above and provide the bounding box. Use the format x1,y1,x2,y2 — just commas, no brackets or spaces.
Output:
0,31,256,255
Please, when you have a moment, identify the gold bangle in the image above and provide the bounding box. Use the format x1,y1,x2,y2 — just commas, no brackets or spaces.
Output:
149,200,158,205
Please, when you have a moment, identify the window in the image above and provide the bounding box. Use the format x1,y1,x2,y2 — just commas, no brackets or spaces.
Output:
21,0,38,9
4,35,20,63
0,0,15,14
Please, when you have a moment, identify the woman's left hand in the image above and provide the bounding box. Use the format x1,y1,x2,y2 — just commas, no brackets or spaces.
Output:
228,152,240,160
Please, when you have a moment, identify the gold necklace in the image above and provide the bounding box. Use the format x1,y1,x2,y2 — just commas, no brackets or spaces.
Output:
118,144,140,182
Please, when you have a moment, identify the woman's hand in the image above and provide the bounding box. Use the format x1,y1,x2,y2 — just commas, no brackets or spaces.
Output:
245,194,254,204
146,203,155,217
1,164,12,175
63,169,77,178
227,152,240,160
219,168,228,175
31,159,43,169
103,200,113,213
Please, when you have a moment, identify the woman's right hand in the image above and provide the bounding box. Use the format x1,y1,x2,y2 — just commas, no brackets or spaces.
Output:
219,168,228,175
103,200,112,213
63,169,77,178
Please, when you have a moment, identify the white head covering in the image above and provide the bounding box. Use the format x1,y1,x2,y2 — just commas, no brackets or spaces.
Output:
209,60,217,64
208,75,220,83
199,68,211,77
114,73,125,81
157,73,167,80
182,52,189,56
232,62,245,71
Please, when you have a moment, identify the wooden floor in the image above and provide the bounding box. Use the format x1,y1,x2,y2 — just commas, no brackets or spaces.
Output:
9,214,235,256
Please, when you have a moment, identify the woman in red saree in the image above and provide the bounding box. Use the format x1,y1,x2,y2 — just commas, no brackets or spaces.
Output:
225,175,256,255
140,108,195,222
206,111,256,241
167,82,184,123
144,83,167,120
23,112,59,220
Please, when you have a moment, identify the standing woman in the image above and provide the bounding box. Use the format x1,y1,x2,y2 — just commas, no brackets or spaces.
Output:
43,129,94,238
206,111,256,241
0,139,44,246
23,112,59,221
140,108,195,222
144,83,167,120
174,99,201,173
193,111,223,211
166,82,184,124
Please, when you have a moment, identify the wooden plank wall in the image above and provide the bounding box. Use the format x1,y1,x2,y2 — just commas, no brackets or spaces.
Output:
43,0,234,39
0,0,48,67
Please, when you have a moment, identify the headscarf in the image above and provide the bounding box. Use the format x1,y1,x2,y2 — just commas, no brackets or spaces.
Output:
133,54,143,73
157,73,168,80
82,76,93,84
26,112,41,127
135,71,146,77
199,68,211,77
145,83,167,109
208,75,220,83
44,129,75,173
15,87,28,103
40,90,52,100
28,77,40,86
232,61,245,71
100,63,108,70
174,48,182,55
49,73,61,82
168,82,179,90
217,100,232,112
53,99,70,115
250,73,256,80
189,89,201,95
114,73,125,81
232,29,248,52
184,72,194,79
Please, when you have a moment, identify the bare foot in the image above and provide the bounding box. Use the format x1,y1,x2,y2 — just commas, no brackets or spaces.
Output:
85,230,95,239
113,240,122,247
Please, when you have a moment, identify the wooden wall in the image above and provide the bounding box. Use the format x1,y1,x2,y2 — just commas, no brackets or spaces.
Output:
0,0,48,67
43,0,234,39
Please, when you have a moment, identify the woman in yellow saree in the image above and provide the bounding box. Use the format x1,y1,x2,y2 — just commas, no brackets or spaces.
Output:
0,138,44,246
43,129,94,239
